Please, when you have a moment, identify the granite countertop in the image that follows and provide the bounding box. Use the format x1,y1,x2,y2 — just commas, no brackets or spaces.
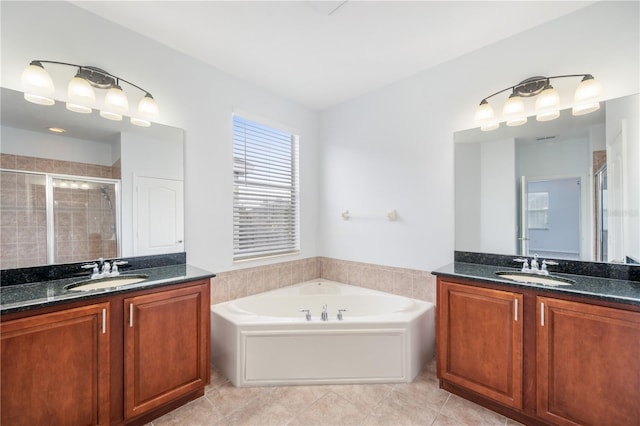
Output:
1,264,215,315
433,262,640,307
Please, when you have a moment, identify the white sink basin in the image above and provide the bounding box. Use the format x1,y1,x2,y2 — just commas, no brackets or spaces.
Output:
495,271,574,286
65,275,149,292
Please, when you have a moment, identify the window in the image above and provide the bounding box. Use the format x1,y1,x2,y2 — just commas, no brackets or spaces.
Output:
232,114,299,260
528,192,549,229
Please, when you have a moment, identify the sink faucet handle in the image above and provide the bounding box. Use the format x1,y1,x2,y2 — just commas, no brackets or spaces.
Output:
81,263,100,279
300,309,312,321
337,309,348,320
540,259,559,276
513,258,530,271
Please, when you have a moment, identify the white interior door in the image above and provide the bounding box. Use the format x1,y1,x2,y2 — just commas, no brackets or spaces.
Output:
134,176,184,255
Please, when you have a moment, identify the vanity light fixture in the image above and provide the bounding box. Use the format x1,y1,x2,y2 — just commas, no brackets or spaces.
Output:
475,74,602,131
21,60,159,127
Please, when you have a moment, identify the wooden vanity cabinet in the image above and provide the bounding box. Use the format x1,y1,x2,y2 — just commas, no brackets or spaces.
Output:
536,297,640,426
0,278,211,426
123,282,210,420
437,276,640,425
437,280,523,409
1,302,110,426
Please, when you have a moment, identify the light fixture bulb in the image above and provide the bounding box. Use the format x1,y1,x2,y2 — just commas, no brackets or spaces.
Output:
131,117,151,127
66,74,95,113
475,100,494,122
137,94,159,120
481,122,500,132
100,84,129,121
104,85,129,111
21,62,55,106
535,85,560,122
475,100,499,131
503,93,527,127
572,75,602,116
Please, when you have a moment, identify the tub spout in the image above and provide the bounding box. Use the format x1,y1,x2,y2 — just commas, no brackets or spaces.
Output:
300,309,311,321
321,304,328,321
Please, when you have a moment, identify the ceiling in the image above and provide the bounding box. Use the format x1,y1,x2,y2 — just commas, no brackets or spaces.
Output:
71,1,593,111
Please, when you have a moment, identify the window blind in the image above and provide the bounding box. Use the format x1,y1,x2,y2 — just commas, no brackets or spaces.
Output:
232,114,299,260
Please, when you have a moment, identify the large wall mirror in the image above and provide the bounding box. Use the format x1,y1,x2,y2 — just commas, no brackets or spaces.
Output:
1,87,185,270
455,93,639,266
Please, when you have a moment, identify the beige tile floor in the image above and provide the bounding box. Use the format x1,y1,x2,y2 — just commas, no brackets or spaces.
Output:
150,360,524,426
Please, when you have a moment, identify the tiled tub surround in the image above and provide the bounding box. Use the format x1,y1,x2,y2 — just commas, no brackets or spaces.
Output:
0,153,120,269
212,257,437,306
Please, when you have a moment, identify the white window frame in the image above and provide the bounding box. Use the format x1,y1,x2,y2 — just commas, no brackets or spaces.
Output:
232,112,300,261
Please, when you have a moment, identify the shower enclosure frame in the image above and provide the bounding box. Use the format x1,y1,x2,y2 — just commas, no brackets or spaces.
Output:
45,173,121,265
1,167,121,266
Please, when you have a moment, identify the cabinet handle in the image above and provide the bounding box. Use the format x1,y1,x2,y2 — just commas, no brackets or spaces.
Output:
129,304,133,327
514,298,518,322
102,308,106,334
540,302,545,326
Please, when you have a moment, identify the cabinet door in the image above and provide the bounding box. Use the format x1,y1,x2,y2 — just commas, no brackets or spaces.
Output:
1,303,110,426
537,297,640,426
438,280,523,409
124,283,209,419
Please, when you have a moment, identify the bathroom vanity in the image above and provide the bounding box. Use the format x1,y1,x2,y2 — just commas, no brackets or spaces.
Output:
433,257,640,426
1,257,214,426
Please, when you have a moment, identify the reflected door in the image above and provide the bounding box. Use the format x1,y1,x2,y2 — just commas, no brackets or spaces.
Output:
521,178,581,260
134,176,184,255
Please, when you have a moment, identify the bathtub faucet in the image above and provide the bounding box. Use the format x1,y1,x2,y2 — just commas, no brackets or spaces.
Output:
300,309,311,321
321,304,328,321
337,309,347,320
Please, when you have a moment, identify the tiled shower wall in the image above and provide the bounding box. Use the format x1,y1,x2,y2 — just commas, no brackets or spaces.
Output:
211,257,437,305
0,153,118,269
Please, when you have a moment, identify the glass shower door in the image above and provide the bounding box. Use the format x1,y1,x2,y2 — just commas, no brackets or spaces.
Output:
51,177,118,264
0,171,47,268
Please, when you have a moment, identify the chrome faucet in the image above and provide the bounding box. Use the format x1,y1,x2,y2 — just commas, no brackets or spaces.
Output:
513,255,558,276
300,309,311,321
337,309,347,321
321,304,328,321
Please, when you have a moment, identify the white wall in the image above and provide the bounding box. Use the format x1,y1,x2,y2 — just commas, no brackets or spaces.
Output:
319,1,639,271
1,126,115,166
120,131,185,256
0,1,320,273
1,2,638,274
606,94,640,262
480,139,516,254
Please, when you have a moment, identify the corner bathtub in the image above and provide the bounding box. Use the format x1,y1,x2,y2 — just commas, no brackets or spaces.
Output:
211,279,435,387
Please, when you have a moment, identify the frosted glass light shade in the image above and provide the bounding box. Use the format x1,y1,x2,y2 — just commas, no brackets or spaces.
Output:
130,117,151,127
100,85,129,121
131,94,158,126
21,63,55,106
572,76,602,116
66,76,95,113
503,94,527,127
104,86,129,112
481,122,500,131
476,100,499,131
535,86,560,122
137,94,159,119
475,101,494,122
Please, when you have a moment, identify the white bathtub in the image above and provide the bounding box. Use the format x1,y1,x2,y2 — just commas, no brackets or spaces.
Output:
211,279,435,387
